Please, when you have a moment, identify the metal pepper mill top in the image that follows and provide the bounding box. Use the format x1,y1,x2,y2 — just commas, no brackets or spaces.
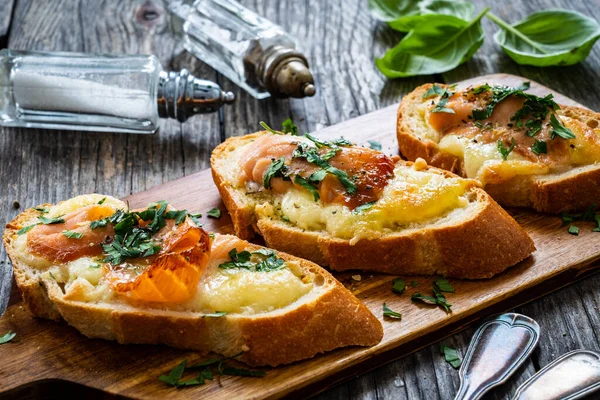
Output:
157,69,235,123
256,46,316,98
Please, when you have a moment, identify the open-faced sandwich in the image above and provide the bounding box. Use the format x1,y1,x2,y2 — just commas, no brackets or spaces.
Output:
397,82,600,213
211,128,535,279
2,194,383,366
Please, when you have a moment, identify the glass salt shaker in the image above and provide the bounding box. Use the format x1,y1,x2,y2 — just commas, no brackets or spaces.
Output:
0,49,234,134
165,0,316,99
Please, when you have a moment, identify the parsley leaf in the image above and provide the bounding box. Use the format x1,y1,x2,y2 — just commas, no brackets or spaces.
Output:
259,121,281,135
392,278,406,295
263,156,289,189
164,210,188,225
206,208,221,219
202,312,227,318
39,215,65,225
17,223,40,235
159,359,187,386
498,137,516,160
471,82,531,121
97,197,106,205
188,213,202,226
353,201,376,214
367,140,382,150
294,175,320,201
62,230,84,239
422,84,447,99
33,207,49,213
218,248,285,272
434,278,454,293
568,225,580,235
441,345,462,369
383,303,402,320
550,114,576,139
531,140,547,155
89,263,101,269
281,118,298,135
0,331,16,344
410,281,419,287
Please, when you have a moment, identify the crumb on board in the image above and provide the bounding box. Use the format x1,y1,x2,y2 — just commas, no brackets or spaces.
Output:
351,274,362,282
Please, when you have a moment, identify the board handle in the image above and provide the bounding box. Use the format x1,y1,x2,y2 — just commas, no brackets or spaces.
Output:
454,313,540,400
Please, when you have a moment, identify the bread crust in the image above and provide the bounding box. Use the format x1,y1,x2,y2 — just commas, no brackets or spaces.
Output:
4,211,383,367
211,132,535,279
396,83,600,213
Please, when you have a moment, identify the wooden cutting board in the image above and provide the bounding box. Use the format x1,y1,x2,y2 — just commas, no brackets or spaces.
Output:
2,74,600,400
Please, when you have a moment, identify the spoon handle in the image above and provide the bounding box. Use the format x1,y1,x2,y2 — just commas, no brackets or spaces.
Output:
454,313,540,400
512,349,600,400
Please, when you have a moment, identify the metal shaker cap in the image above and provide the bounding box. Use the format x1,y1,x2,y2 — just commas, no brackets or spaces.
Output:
257,46,316,98
157,69,235,122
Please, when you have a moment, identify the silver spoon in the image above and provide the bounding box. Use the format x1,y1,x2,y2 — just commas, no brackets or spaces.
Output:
454,313,540,400
512,349,600,400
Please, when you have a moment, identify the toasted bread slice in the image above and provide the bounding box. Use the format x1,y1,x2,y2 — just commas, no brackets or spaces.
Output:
397,83,600,213
211,131,535,279
3,194,383,367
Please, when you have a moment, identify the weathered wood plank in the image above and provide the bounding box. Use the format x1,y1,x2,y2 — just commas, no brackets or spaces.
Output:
0,0,15,45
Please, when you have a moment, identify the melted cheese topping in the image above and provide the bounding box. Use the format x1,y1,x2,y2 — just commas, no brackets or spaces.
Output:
14,195,313,315
255,162,473,241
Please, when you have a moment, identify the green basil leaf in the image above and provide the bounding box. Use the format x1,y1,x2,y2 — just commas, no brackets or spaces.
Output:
0,331,16,344
376,9,487,78
383,303,402,319
369,0,474,32
489,10,600,67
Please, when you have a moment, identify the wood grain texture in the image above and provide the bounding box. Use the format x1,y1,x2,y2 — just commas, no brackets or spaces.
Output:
1,0,600,399
2,75,600,400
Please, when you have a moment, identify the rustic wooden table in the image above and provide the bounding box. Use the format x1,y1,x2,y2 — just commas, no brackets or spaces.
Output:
1,0,599,399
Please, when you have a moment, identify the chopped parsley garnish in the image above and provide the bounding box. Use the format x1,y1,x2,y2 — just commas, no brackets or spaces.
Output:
259,121,281,135
383,303,402,320
281,215,290,222
470,82,531,121
38,215,65,225
97,197,106,205
89,263,101,269
353,201,376,214
367,140,382,150
33,207,49,213
410,281,419,287
263,156,289,189
434,278,454,293
560,204,599,233
392,278,406,295
16,223,40,235
550,114,576,139
202,311,227,318
218,248,285,272
497,138,516,161
423,85,455,114
206,208,221,219
188,213,202,226
411,279,453,313
62,230,83,239
159,354,265,388
92,201,193,265
292,144,357,195
531,140,547,155
304,134,353,150
0,331,16,344
281,118,298,135
294,175,320,201
441,345,462,369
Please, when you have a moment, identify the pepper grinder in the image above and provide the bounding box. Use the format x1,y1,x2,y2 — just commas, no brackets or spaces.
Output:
0,49,234,134
165,0,316,99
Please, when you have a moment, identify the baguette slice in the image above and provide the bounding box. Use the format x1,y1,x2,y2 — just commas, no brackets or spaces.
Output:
211,131,535,279
3,195,383,367
397,83,600,213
